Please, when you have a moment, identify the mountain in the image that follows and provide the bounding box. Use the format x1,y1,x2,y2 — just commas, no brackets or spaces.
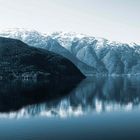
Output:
0,37,84,80
51,32,140,75
0,29,140,75
0,29,96,75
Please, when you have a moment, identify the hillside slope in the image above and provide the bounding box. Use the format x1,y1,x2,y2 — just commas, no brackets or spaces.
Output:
0,37,84,80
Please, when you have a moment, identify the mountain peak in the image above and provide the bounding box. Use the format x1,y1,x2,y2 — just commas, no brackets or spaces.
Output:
1,28,139,46
0,28,139,75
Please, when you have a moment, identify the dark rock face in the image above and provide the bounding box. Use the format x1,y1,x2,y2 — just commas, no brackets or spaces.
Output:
0,37,85,80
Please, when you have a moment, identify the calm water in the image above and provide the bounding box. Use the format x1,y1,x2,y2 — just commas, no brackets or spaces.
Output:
0,76,140,140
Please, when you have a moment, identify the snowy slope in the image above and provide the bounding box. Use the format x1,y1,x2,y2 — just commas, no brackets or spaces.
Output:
0,29,96,75
51,32,140,75
0,29,140,75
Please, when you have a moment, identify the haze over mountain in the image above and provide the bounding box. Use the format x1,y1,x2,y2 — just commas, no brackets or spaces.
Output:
0,28,140,75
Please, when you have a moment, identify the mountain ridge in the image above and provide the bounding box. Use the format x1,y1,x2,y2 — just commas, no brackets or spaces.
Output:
0,28,139,75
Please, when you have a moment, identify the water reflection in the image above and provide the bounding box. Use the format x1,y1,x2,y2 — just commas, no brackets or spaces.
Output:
0,78,80,113
0,76,140,118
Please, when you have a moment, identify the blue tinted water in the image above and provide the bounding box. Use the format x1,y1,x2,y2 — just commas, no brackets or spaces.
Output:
0,76,140,140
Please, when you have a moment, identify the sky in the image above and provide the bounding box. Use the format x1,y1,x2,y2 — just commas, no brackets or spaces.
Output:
0,0,140,44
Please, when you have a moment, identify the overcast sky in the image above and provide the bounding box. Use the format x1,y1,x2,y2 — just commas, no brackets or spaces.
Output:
0,0,140,44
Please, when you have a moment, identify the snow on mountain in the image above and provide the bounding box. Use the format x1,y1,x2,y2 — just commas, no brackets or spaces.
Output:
50,32,140,75
0,28,140,75
0,29,96,75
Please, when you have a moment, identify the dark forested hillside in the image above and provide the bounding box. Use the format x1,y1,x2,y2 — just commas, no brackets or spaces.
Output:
0,37,85,80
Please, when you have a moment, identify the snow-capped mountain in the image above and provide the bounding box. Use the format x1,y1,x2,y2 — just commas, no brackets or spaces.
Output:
0,29,96,75
51,32,140,75
0,28,140,75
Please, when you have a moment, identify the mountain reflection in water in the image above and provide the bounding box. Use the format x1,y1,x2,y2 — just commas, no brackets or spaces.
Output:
0,76,140,119
0,78,80,113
